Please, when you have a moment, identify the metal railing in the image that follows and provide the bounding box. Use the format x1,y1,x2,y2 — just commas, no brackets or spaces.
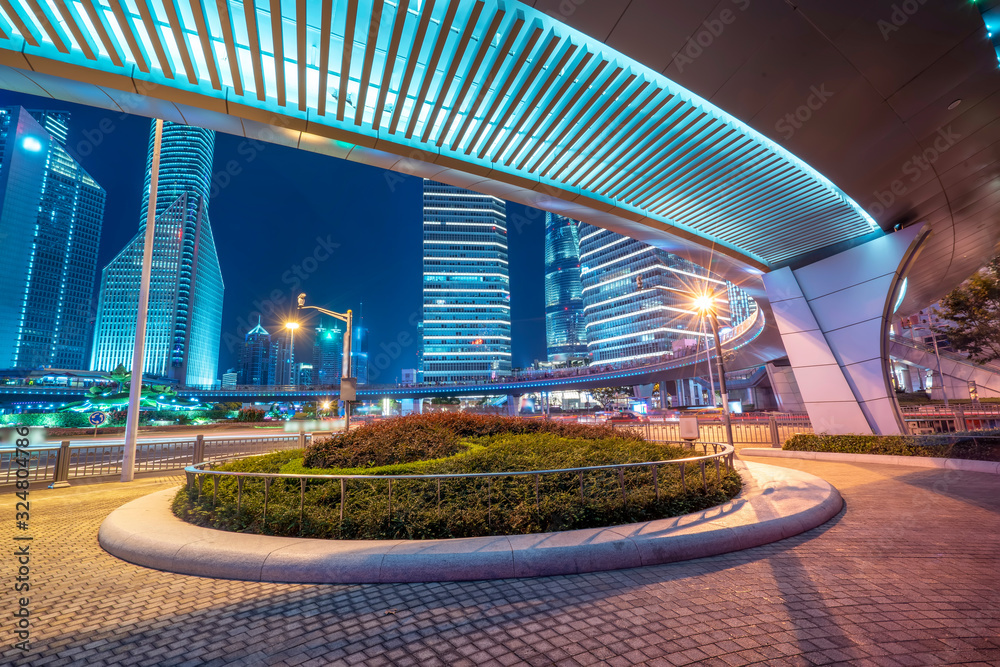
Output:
900,404,1000,434
182,440,736,528
0,433,311,486
613,417,814,447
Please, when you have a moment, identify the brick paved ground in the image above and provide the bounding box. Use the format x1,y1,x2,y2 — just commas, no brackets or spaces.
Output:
2,458,999,666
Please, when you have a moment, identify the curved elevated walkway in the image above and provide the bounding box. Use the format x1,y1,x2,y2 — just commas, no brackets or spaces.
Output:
99,461,841,583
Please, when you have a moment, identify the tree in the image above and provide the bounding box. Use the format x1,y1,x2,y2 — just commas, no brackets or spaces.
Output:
589,386,631,409
935,257,1000,363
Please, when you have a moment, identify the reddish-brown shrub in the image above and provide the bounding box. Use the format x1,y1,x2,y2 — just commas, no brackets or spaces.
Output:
303,413,642,469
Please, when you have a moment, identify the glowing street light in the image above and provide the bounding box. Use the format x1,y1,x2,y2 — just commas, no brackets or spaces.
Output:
692,293,715,313
297,293,356,431
691,291,735,451
285,321,300,386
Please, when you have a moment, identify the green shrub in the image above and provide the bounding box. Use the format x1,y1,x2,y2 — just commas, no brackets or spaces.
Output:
237,408,266,422
784,433,1000,461
0,412,92,428
175,431,742,540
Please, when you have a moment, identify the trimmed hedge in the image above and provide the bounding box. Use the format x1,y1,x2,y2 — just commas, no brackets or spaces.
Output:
304,412,640,469
784,433,1000,461
175,433,741,540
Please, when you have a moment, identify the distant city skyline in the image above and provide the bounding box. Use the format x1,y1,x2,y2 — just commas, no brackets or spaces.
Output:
0,90,544,382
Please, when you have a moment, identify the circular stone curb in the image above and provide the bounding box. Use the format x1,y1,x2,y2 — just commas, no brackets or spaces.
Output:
98,461,842,583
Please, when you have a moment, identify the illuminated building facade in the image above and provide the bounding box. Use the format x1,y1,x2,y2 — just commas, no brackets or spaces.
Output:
237,319,270,386
420,180,511,383
0,107,106,371
580,225,731,364
351,321,369,385
544,213,588,363
314,322,344,386
90,121,223,387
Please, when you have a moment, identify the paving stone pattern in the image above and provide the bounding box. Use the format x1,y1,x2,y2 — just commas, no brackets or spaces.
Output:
2,458,999,666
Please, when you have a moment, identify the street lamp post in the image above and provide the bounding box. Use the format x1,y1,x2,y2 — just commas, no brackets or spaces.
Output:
695,293,735,452
297,293,355,431
638,279,735,449
122,118,164,483
285,321,299,386
929,328,949,407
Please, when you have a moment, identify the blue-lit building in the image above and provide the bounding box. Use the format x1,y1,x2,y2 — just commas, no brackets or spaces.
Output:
314,321,344,386
237,319,271,386
269,329,292,385
544,213,588,363
420,180,511,383
90,121,223,387
350,321,369,385
580,226,731,364
0,107,106,371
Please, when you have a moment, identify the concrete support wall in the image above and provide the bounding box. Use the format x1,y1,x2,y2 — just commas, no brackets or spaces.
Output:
762,225,929,435
765,363,806,413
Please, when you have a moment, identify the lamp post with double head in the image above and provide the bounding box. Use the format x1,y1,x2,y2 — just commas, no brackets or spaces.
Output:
693,292,735,451
297,293,355,431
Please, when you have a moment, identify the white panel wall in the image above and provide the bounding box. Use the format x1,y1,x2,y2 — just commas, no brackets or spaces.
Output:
763,225,929,435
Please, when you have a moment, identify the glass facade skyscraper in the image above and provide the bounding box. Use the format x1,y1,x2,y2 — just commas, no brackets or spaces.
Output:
580,225,731,364
314,321,344,386
91,121,223,387
237,319,271,385
0,107,106,371
351,323,369,385
420,180,511,383
544,213,588,363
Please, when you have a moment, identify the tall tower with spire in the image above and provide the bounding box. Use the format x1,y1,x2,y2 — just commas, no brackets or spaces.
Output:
238,316,271,385
90,121,224,386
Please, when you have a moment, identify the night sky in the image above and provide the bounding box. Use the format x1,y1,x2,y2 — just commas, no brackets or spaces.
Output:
0,90,548,381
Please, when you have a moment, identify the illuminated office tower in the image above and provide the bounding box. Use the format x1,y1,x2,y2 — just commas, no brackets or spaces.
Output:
91,121,223,386
351,321,369,385
0,107,106,370
237,318,271,385
580,225,733,364
544,213,588,363
313,321,344,385
420,180,511,383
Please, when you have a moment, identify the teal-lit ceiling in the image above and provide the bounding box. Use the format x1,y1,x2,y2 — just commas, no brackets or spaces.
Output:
0,0,880,267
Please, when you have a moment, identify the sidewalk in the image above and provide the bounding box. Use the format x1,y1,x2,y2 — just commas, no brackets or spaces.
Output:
2,458,998,666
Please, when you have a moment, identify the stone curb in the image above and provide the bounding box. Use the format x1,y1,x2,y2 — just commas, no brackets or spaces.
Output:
98,461,842,583
741,448,1000,474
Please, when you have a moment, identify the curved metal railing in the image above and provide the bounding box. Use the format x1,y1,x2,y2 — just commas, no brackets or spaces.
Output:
182,441,736,528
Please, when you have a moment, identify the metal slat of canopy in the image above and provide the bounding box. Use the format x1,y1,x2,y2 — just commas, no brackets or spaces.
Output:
0,0,880,268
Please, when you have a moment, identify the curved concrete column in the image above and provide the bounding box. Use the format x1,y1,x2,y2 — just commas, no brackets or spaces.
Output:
762,225,930,434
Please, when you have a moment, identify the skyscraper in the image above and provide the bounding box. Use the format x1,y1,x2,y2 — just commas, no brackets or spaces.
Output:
580,225,731,364
91,121,223,387
238,318,271,385
544,213,588,363
0,107,106,370
351,321,369,385
313,321,344,386
420,180,511,383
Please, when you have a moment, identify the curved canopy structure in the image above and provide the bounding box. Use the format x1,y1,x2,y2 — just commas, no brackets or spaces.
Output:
0,0,879,273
